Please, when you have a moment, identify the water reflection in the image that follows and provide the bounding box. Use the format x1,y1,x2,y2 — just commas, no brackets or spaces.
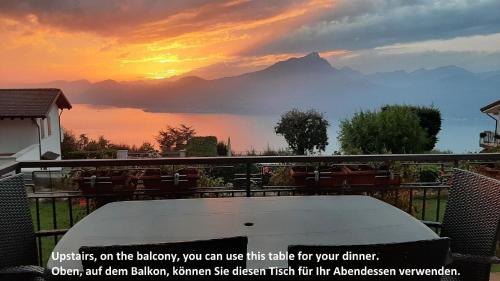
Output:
62,104,285,152
62,104,484,154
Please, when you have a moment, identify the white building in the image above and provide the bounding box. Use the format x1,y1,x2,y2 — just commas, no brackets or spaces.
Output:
0,89,72,164
480,100,500,149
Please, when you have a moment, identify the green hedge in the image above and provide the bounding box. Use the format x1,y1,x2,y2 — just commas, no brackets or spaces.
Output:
64,149,116,159
186,136,218,157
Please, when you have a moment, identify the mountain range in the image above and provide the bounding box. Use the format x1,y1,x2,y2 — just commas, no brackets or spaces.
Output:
26,52,500,119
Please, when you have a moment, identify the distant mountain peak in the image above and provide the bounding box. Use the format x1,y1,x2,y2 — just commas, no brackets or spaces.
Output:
96,79,119,85
304,51,320,59
259,52,336,76
175,76,206,83
411,65,469,74
340,66,362,76
410,65,474,81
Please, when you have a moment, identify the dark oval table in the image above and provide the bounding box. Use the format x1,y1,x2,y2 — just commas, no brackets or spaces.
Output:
48,196,438,270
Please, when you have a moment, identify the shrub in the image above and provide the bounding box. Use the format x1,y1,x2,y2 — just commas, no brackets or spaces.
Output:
419,166,440,183
197,170,225,187
269,166,294,186
217,141,229,156
383,105,442,151
186,136,218,157
338,106,430,154
66,151,88,159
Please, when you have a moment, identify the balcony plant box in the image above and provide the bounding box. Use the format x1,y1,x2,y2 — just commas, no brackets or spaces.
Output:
138,168,199,196
110,170,136,195
305,166,348,188
176,168,199,188
291,166,348,188
138,169,163,190
76,169,136,197
342,165,400,187
290,166,309,186
76,170,113,195
326,166,349,187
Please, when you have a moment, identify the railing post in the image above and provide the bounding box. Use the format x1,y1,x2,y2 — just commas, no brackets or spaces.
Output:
246,163,251,197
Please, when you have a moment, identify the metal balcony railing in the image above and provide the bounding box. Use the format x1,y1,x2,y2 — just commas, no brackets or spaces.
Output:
0,153,499,266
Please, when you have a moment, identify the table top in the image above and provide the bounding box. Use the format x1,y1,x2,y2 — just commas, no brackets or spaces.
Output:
48,196,438,269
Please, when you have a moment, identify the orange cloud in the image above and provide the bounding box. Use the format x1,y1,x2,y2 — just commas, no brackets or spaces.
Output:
0,0,337,84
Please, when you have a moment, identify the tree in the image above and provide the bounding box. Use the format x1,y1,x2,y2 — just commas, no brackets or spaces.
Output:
275,109,329,155
186,136,218,157
138,142,156,153
108,143,132,151
61,129,78,159
85,135,110,151
217,141,229,156
382,105,441,151
337,110,380,155
156,124,196,152
338,106,429,154
77,134,89,150
97,135,110,149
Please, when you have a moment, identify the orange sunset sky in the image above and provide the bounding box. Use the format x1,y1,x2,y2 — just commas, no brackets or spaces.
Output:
1,0,500,85
0,0,338,83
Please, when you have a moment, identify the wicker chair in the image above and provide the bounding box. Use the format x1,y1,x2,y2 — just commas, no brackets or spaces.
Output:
0,174,49,281
288,238,450,281
79,236,248,280
423,169,500,281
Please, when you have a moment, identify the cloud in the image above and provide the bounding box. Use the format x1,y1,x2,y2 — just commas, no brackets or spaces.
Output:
182,53,305,79
330,49,500,73
244,0,500,55
375,33,500,54
0,0,307,41
324,33,500,73
2,0,500,82
184,50,352,79
0,1,208,35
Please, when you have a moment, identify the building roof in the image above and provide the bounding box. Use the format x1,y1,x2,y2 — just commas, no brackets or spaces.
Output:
481,99,500,114
0,88,72,119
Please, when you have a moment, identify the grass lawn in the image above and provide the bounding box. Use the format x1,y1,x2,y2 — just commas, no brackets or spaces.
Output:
412,197,447,222
30,198,90,265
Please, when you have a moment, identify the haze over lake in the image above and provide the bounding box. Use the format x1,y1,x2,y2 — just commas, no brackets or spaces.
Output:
63,104,489,154
35,52,499,154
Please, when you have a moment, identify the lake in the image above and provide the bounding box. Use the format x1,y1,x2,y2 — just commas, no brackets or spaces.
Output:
62,104,490,154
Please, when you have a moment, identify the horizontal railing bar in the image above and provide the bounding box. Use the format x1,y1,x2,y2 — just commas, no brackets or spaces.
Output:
17,153,500,168
26,185,450,199
0,161,19,175
399,161,494,165
35,229,68,237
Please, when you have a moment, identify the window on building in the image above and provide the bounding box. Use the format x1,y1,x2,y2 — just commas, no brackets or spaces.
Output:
47,116,52,136
40,118,45,139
